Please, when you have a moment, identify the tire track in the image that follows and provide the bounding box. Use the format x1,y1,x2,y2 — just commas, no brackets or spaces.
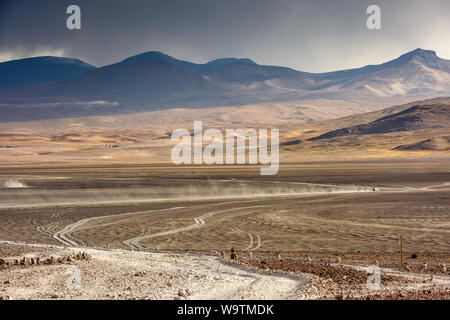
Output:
422,182,450,190
229,228,261,251
52,207,185,246
243,232,255,251
123,205,266,250
52,199,264,248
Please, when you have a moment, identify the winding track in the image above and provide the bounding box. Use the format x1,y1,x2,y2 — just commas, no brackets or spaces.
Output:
123,205,266,250
232,228,262,251
0,240,311,300
50,182,449,249
52,198,267,249
52,207,185,246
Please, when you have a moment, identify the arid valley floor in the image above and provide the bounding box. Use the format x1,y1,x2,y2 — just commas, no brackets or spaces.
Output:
0,158,449,300
1,98,449,300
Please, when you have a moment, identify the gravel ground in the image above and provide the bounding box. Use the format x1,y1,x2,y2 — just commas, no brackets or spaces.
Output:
0,242,310,300
1,242,449,300
237,257,450,300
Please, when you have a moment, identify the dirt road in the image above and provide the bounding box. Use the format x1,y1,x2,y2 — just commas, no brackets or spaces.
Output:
0,241,310,300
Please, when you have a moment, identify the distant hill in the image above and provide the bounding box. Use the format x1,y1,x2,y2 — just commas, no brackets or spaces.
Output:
394,136,450,151
309,104,450,140
45,59,229,102
119,51,256,73
0,56,96,88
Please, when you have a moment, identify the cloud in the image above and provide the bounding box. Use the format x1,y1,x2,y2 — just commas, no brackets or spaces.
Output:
0,48,65,63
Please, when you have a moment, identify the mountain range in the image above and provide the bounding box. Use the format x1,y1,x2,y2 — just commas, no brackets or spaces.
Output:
0,48,449,122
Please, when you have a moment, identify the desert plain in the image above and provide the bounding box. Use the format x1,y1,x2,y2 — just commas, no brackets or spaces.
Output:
0,98,449,300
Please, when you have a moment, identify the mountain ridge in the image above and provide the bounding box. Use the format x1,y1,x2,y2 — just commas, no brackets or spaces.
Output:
308,104,450,141
0,48,449,122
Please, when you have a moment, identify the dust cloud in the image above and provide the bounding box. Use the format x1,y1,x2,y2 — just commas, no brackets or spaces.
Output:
2,180,29,188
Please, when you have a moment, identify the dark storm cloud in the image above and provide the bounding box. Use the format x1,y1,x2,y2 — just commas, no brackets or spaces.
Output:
0,0,449,72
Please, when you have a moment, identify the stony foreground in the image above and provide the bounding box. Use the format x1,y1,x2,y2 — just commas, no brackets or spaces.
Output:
0,242,311,300
0,242,449,300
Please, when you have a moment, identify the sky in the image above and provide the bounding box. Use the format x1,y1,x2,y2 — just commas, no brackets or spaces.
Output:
0,0,449,72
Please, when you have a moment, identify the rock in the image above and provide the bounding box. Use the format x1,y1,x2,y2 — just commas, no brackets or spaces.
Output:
0,296,10,300
3,280,10,285
178,289,186,297
36,257,40,265
167,282,172,288
230,247,237,260
0,259,9,269
185,289,192,296
51,294,58,299
411,253,418,259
